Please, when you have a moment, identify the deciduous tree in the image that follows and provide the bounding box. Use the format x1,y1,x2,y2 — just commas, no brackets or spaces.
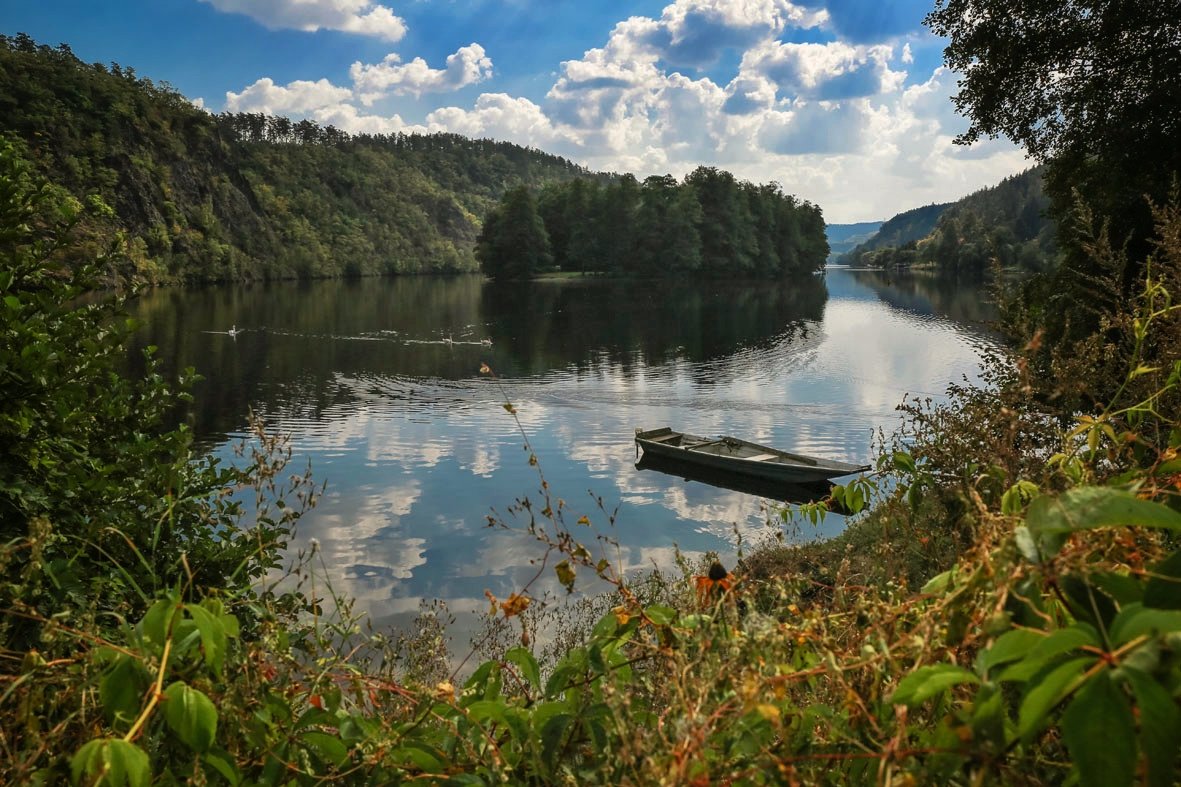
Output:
927,0,1181,291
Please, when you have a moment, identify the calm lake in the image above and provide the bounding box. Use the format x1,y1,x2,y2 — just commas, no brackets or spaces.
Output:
126,267,996,647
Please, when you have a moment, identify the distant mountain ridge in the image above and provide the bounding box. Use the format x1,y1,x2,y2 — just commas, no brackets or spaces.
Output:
825,221,882,261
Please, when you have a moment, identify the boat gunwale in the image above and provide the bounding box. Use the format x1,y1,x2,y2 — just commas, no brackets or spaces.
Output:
635,427,869,478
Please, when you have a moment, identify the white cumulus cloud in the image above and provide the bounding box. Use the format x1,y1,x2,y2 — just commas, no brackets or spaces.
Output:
639,0,828,67
211,0,1030,222
312,103,420,135
426,94,575,151
224,77,353,114
758,100,872,155
198,0,406,41
350,44,493,104
741,40,905,101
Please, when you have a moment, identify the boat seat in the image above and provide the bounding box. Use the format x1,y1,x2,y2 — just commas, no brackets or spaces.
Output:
747,453,778,462
645,433,680,443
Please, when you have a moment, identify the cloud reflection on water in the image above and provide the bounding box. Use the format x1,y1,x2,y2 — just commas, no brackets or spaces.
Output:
132,269,997,648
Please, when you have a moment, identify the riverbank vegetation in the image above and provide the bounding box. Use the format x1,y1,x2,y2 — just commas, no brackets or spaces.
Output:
5,131,1181,783
4,0,1181,783
477,169,829,280
0,33,607,283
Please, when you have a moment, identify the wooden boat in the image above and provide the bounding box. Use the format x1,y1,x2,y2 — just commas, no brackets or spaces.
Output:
635,427,869,484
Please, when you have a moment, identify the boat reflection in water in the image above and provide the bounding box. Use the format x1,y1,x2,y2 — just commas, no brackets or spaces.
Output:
635,452,837,505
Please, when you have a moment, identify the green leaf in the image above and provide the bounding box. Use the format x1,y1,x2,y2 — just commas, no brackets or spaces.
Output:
1002,480,1039,515
202,748,241,786
466,699,508,725
1060,574,1118,629
171,619,203,658
464,661,496,695
977,629,1045,674
1026,488,1181,557
1123,668,1181,787
186,603,228,676
890,664,980,707
554,560,576,593
892,451,916,474
644,604,676,626
1014,526,1042,563
1061,671,1135,787
998,624,1099,682
1017,657,1091,741
301,731,350,768
847,483,865,513
544,665,580,699
1109,603,1181,645
1143,549,1181,610
70,739,150,787
498,706,530,745
391,741,448,773
921,567,956,595
590,612,618,640
163,681,218,753
969,683,1007,747
1091,571,1145,605
505,647,541,690
100,657,148,728
138,596,180,648
539,712,573,769
531,700,572,741
587,643,607,674
338,715,369,744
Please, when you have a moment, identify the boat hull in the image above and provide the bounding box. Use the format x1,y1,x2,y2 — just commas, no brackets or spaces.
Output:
635,427,868,484
635,453,836,502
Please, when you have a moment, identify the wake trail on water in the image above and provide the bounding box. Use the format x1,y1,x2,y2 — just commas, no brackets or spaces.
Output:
208,326,493,346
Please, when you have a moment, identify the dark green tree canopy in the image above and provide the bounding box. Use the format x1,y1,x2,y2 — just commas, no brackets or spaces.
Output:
482,167,827,280
476,185,552,280
926,0,1181,162
928,0,1181,299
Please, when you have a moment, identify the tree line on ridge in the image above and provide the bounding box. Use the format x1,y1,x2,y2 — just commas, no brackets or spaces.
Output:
0,33,607,282
477,169,829,280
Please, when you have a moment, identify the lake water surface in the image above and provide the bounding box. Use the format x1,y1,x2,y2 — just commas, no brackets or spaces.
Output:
126,268,996,644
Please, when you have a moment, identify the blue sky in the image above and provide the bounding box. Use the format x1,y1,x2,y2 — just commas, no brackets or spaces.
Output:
2,0,1028,222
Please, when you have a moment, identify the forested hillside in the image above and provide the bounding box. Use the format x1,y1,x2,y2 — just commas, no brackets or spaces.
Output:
0,34,605,282
477,169,830,279
839,201,950,264
844,167,1055,275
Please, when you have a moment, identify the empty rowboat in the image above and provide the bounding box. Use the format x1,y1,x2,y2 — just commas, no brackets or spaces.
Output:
634,427,869,484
